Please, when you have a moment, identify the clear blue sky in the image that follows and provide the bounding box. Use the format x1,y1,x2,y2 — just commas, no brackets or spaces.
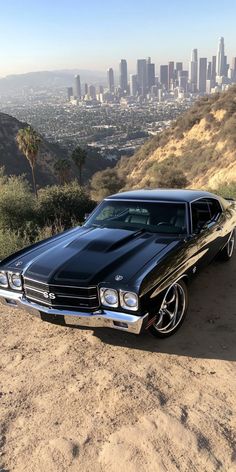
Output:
0,0,235,76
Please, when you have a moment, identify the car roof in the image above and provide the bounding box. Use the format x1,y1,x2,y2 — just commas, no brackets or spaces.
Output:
107,189,219,203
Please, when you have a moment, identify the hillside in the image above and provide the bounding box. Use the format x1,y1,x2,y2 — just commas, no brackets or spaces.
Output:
116,86,236,191
0,112,66,186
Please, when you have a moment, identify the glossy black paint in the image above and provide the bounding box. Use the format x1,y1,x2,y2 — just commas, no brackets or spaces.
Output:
0,189,235,317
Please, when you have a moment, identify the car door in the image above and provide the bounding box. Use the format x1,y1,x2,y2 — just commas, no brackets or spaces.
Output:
190,198,224,268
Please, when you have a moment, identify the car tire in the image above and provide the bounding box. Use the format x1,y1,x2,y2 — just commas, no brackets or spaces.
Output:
218,230,235,262
148,279,189,338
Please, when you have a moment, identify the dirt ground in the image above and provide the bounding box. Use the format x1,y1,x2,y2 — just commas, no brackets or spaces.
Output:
0,257,236,472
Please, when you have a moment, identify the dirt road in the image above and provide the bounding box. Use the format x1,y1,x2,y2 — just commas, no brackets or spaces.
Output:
0,257,236,472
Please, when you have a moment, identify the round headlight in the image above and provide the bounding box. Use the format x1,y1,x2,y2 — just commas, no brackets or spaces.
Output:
0,271,8,287
104,289,118,306
100,288,118,307
9,273,22,290
123,292,138,308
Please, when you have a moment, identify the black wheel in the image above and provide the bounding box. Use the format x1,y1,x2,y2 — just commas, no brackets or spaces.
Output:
218,230,235,261
148,279,189,338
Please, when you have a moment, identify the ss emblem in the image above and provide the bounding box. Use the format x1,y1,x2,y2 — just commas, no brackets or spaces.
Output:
43,292,56,300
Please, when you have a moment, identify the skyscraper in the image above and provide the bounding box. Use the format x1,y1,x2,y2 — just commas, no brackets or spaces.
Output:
160,65,168,88
168,61,174,89
189,49,198,90
67,87,73,101
176,62,183,74
137,59,147,95
119,59,128,93
74,75,81,98
216,37,225,77
130,74,138,96
107,68,114,93
147,62,155,91
211,56,216,86
198,58,207,93
232,57,236,81
89,85,96,99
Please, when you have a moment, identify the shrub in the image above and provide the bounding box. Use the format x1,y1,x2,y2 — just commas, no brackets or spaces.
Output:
152,160,188,189
0,229,32,260
0,173,36,232
90,168,125,201
37,182,96,230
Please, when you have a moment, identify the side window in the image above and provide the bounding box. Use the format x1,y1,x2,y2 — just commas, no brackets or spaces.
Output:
207,198,222,221
191,199,212,232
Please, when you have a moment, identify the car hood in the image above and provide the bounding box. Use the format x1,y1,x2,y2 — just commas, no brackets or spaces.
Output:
3,226,182,288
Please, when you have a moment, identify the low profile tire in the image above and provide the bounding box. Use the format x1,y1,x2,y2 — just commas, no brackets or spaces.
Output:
148,279,189,338
218,230,235,262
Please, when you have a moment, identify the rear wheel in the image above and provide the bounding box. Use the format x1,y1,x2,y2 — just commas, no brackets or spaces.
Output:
148,279,188,338
218,230,235,261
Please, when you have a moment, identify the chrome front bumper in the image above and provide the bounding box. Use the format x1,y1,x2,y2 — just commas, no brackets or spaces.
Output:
0,289,148,334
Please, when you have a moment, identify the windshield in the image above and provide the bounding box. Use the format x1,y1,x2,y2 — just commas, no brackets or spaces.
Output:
85,200,187,234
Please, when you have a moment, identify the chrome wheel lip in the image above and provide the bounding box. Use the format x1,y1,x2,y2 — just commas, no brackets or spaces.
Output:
153,282,186,334
227,231,235,258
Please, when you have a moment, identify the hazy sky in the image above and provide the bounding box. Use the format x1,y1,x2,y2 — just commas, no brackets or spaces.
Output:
0,0,236,76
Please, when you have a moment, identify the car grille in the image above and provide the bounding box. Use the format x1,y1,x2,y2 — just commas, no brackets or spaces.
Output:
23,277,99,310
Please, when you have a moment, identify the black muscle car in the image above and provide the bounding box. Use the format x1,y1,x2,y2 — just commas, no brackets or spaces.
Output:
0,189,235,338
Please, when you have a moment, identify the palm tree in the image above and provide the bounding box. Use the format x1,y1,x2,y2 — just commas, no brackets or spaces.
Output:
71,146,87,186
16,126,41,197
54,158,71,185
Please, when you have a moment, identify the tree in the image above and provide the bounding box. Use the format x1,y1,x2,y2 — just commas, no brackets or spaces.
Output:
90,168,125,201
16,126,41,197
54,158,71,185
71,146,87,186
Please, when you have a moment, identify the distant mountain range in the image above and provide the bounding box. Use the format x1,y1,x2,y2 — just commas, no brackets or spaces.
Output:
0,69,107,94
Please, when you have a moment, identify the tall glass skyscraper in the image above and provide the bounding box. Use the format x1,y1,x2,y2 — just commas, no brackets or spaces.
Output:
189,49,198,90
107,68,115,93
119,59,128,93
216,37,225,77
74,75,81,98
137,59,147,96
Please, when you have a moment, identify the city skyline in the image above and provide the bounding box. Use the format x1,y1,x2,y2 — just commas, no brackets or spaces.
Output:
67,37,235,104
0,0,236,76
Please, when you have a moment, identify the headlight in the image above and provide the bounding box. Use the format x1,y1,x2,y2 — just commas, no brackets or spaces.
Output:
100,288,118,307
120,291,138,311
8,272,22,291
0,271,8,288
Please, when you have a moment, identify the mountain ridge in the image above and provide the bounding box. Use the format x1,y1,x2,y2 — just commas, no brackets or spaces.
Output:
0,112,66,186
116,86,236,191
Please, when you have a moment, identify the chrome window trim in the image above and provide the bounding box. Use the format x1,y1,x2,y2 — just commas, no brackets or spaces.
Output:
189,196,223,234
94,199,190,235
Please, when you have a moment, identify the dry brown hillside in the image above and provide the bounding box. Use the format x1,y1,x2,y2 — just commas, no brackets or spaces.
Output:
116,86,236,191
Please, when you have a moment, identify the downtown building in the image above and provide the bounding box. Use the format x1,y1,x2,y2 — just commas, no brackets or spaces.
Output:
119,59,128,93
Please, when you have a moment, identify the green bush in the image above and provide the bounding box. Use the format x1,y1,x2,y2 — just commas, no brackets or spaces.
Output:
90,168,125,201
211,182,236,199
0,229,32,261
151,159,188,189
0,173,36,232
37,182,96,230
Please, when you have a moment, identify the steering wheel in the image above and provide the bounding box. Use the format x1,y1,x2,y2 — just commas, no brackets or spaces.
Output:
157,221,170,226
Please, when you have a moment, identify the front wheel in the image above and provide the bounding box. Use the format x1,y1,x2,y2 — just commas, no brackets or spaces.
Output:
218,230,235,261
148,279,189,338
